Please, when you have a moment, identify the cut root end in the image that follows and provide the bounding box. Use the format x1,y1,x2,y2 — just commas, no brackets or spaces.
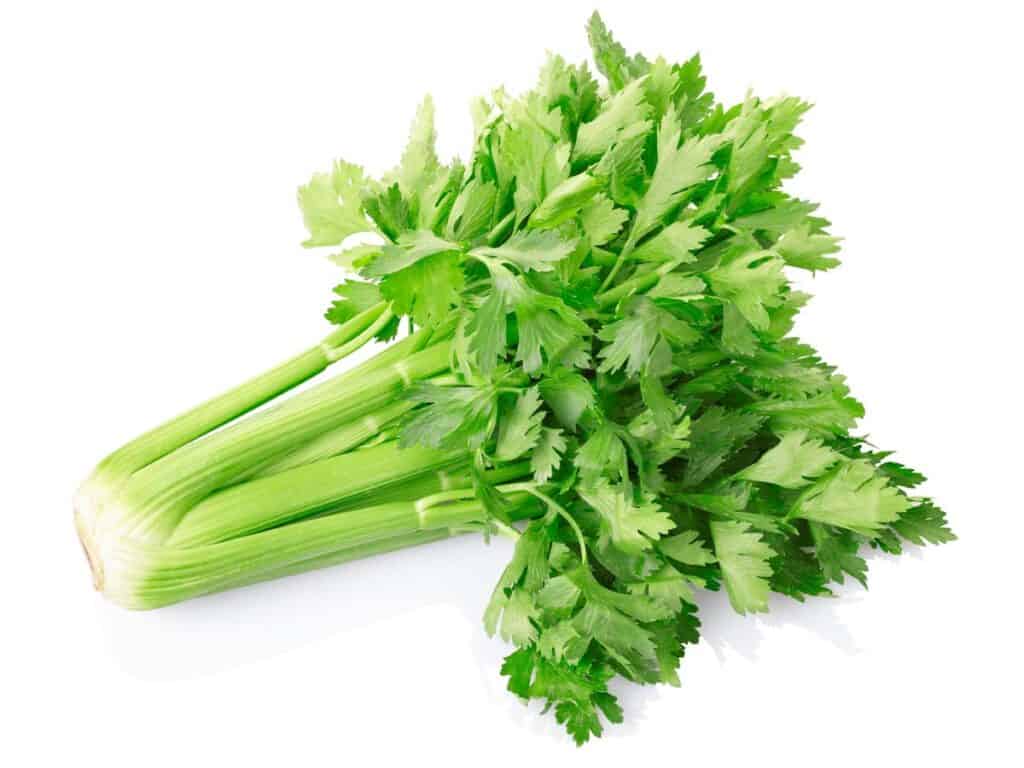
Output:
74,502,104,592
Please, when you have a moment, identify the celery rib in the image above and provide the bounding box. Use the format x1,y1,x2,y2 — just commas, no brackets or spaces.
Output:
115,341,453,543
251,398,417,478
112,493,540,609
89,303,387,492
169,441,468,547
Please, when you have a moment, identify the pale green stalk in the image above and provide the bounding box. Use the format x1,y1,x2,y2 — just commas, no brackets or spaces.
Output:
251,398,417,478
169,440,469,547
251,370,461,478
113,341,453,543
75,309,460,597
83,303,388,495
105,486,539,609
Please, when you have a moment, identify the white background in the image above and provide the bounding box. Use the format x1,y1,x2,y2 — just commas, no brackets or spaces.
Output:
2,1,1021,764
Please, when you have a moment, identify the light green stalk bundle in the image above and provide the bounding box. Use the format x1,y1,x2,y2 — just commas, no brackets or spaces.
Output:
76,13,953,744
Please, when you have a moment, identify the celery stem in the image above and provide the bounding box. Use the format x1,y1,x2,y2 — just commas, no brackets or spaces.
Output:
117,341,453,543
89,303,387,490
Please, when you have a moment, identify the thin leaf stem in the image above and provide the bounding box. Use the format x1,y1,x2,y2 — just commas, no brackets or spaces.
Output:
502,483,588,566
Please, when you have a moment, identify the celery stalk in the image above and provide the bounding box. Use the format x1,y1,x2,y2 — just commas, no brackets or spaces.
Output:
251,398,416,478
83,303,387,498
109,341,452,543
75,315,462,598
101,487,539,609
169,441,469,547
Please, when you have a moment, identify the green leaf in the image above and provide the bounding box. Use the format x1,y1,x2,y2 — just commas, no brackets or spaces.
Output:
710,519,774,614
379,251,463,327
659,529,717,566
643,56,677,119
586,11,649,92
683,406,764,486
633,112,722,239
362,183,411,240
492,91,566,218
877,461,927,488
575,426,628,485
721,302,759,356
649,606,701,686
809,522,868,588
514,291,591,374
400,383,495,450
471,229,577,273
538,621,583,663
579,194,629,245
632,221,709,262
323,280,383,325
597,298,663,377
537,573,583,613
298,160,373,247
598,297,698,377
466,293,508,374
531,427,567,483
640,368,680,434
485,525,550,636
768,535,832,601
418,159,464,232
593,119,650,206
530,657,620,745
647,273,706,300
674,54,713,129
678,483,754,518
362,230,461,277
499,589,539,645
392,96,436,172
747,389,865,435
738,429,840,489
499,647,535,699
574,78,651,161
574,602,659,675
446,177,497,241
725,101,771,196
628,563,695,613
536,52,572,107
792,460,910,534
578,480,673,553
765,96,812,152
775,224,841,271
495,387,545,461
390,96,441,212
328,242,382,271
706,249,786,330
557,696,608,746
530,173,602,229
539,371,596,431
891,500,956,546
731,197,821,234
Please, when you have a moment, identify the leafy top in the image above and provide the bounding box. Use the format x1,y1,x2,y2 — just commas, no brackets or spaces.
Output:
297,12,949,744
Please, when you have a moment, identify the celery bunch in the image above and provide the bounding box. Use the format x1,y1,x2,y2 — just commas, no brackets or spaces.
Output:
76,13,952,744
